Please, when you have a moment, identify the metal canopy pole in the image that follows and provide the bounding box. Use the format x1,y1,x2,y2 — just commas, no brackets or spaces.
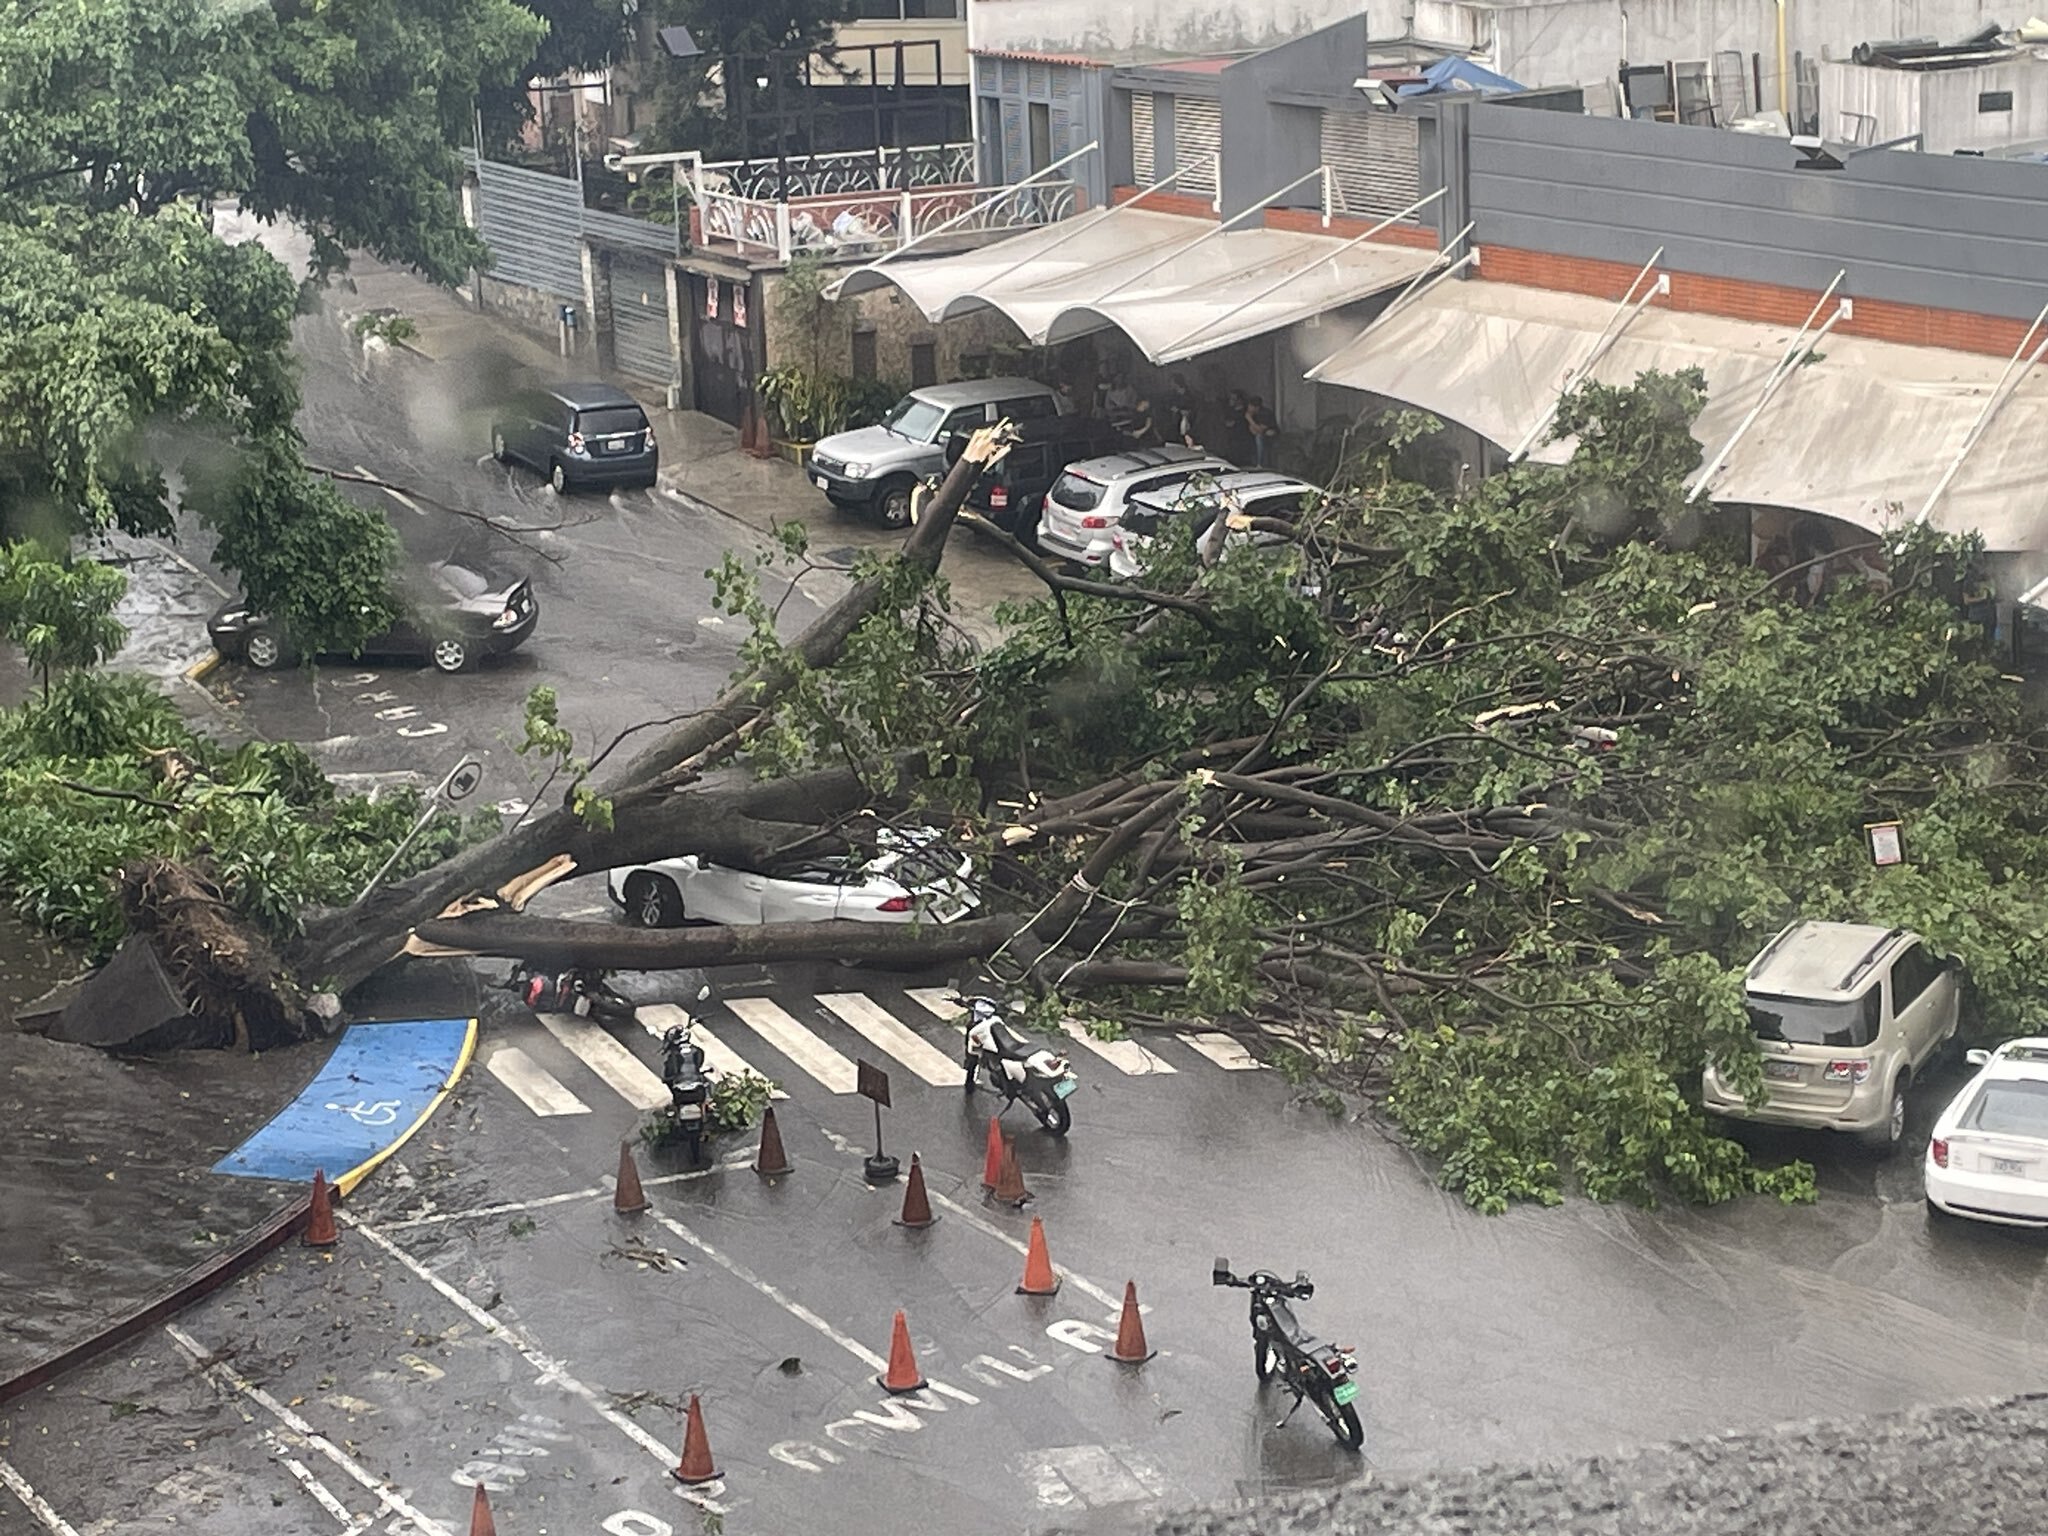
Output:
1302,226,1477,380
1090,164,1334,306
971,163,1207,293
1685,269,1848,504
1507,245,1667,463
1908,296,2048,531
1155,186,1448,364
821,140,1099,299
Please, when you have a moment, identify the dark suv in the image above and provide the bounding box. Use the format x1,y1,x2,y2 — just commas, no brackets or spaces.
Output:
946,414,1129,542
491,382,658,493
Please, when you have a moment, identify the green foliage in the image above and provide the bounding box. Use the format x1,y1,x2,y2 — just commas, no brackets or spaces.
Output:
350,312,420,346
1176,849,1263,1014
642,0,860,161
0,541,127,694
708,1070,778,1132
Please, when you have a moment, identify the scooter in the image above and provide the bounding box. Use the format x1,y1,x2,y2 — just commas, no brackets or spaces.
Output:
956,995,1078,1136
660,1023,717,1164
508,963,637,1026
1212,1257,1363,1450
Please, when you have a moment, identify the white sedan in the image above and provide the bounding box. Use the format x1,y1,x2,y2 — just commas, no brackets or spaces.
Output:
606,833,978,929
1924,1038,2048,1226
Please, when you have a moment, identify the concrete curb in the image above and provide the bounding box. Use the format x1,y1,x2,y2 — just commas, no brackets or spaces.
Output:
0,1193,312,1406
183,648,222,683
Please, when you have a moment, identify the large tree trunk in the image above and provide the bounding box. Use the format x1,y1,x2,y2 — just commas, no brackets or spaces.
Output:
287,440,1001,999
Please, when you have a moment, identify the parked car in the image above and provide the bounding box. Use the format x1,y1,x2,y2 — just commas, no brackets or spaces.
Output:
1924,1039,2048,1225
606,829,979,927
491,381,658,493
809,378,1062,529
944,413,1128,542
207,561,539,674
1036,447,1236,568
1701,921,1961,1151
1109,471,1322,581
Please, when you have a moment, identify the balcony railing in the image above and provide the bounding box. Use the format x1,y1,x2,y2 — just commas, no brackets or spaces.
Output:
695,177,1079,261
699,142,978,201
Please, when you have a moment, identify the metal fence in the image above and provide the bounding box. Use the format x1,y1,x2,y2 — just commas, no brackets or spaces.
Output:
464,151,679,300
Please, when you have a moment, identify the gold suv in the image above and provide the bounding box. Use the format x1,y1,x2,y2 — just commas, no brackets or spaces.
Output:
1702,921,1961,1151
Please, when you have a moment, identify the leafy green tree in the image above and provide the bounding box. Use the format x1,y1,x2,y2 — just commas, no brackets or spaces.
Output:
0,543,127,698
642,0,860,161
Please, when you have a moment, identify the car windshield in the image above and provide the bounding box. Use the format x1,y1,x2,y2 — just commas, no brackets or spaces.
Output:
577,407,645,436
1748,992,1880,1048
1962,1079,2048,1138
883,398,946,443
1049,472,1105,511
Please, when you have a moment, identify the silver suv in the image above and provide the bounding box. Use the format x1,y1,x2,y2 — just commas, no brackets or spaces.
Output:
1036,447,1236,568
810,377,1061,528
1702,921,1961,1150
1109,471,1322,581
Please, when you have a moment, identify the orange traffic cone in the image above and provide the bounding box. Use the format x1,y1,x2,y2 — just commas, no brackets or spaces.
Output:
979,1114,1003,1190
877,1310,928,1394
990,1134,1033,1207
754,1105,791,1176
894,1153,938,1229
1109,1280,1154,1364
615,1141,650,1214
303,1169,339,1248
672,1393,721,1485
468,1483,498,1536
1016,1215,1061,1295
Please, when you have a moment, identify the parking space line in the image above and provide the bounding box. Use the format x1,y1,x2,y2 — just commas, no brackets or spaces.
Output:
638,1004,787,1098
341,1217,729,1514
923,1191,1126,1317
725,997,858,1093
1180,1032,1263,1070
484,1044,591,1116
0,1455,83,1536
537,1012,670,1110
379,1184,607,1231
166,1323,455,1536
817,993,961,1085
259,1427,370,1533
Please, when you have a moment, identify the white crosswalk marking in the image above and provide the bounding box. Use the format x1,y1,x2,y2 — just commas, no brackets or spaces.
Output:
816,993,962,1085
907,986,1177,1077
485,1045,591,1116
638,1004,787,1099
904,986,964,1020
725,996,859,1093
1180,1032,1264,1070
537,1012,670,1111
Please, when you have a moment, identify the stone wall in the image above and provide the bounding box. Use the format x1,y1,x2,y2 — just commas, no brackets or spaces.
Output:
474,274,600,367
763,267,1023,386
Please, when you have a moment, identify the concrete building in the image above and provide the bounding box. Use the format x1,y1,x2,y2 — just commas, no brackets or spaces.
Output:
1822,48,2048,152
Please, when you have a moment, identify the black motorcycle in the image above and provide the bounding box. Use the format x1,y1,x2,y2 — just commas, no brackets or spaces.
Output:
661,1024,715,1164
1212,1257,1363,1450
508,963,637,1026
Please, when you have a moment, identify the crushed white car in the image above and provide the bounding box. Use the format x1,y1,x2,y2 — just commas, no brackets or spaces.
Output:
606,829,978,928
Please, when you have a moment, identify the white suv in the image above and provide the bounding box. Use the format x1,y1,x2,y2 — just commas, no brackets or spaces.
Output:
1035,447,1235,568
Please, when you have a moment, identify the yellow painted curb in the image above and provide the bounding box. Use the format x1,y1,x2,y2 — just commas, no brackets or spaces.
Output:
183,649,222,683
335,1017,480,1198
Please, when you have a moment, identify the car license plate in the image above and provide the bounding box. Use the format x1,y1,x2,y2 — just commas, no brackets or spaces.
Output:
1052,1075,1077,1100
676,1105,703,1123
1991,1156,2027,1176
606,439,630,453
1331,1380,1359,1405
1763,1061,1802,1081
813,474,829,490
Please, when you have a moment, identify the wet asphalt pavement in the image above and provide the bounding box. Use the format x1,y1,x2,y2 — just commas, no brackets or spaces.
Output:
4,959,2046,1535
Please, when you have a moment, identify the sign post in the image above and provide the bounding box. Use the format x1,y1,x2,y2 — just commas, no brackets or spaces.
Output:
857,1060,899,1182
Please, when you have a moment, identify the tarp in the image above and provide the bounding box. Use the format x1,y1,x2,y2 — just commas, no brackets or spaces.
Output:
214,1017,477,1194
1397,58,1527,96
1308,279,2048,551
834,208,1435,365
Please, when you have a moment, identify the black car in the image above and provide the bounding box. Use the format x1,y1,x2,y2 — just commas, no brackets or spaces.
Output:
945,413,1129,542
491,381,658,493
208,562,539,674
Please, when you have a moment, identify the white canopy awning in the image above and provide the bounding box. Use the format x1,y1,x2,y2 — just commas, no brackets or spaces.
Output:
834,208,1435,366
1309,280,2048,552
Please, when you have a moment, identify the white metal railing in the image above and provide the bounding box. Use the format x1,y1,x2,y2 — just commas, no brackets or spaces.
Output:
699,142,976,201
699,177,1079,263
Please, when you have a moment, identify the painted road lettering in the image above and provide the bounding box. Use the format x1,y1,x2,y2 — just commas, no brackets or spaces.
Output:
602,1514,672,1536
451,1413,570,1492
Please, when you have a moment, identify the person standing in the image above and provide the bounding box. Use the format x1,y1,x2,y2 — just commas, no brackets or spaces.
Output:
1247,396,1279,468
1219,390,1255,466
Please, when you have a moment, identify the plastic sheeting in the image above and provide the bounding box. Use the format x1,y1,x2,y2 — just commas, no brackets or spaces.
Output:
214,1017,477,1193
1309,280,2048,551
834,208,1434,365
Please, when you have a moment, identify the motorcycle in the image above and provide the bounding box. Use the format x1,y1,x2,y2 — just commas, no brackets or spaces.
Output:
955,994,1078,1136
507,963,638,1027
1212,1257,1363,1450
660,1023,718,1164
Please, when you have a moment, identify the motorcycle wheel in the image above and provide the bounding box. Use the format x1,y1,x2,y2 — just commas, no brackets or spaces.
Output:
1254,1337,1276,1383
1311,1380,1365,1451
1032,1094,1072,1136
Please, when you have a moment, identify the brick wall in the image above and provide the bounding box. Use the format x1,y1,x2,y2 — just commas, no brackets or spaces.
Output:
1476,245,2037,361
1109,189,1441,251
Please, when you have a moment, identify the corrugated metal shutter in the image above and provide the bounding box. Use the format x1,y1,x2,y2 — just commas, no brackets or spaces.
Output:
585,206,679,259
1026,62,1051,99
473,158,586,298
975,55,998,93
1320,109,1421,219
1130,93,1154,182
1001,99,1026,184
1174,97,1221,198
608,254,674,388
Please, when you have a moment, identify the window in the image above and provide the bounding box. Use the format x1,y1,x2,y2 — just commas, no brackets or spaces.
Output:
851,329,878,380
1001,395,1057,422
942,405,985,437
1890,944,1940,1013
1979,90,2014,113
1748,992,1882,1048
851,0,960,17
910,341,937,387
1028,101,1052,173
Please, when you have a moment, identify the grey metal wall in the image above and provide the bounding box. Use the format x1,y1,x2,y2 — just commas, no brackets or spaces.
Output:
608,253,675,388
1463,104,2048,322
467,154,678,300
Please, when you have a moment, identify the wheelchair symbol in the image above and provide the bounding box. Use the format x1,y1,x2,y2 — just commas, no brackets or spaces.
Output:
327,1098,402,1126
